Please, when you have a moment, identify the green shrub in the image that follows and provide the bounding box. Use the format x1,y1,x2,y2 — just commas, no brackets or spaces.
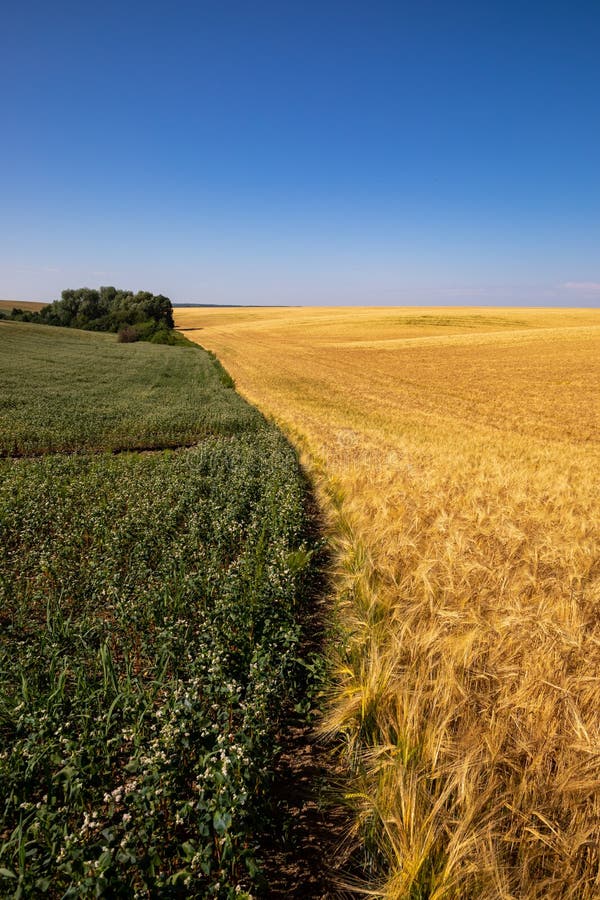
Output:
117,324,140,342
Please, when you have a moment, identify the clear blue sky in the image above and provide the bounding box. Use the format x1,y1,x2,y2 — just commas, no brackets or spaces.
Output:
2,0,599,306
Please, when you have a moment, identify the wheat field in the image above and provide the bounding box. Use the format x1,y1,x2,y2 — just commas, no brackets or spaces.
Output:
0,299,46,312
177,305,600,898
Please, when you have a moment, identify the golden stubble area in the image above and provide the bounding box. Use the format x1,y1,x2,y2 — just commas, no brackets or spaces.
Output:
178,305,600,899
0,299,46,312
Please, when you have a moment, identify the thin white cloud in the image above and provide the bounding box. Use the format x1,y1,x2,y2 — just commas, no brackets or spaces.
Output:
562,281,600,292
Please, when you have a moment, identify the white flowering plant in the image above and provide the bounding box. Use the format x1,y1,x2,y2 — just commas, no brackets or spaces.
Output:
0,326,318,898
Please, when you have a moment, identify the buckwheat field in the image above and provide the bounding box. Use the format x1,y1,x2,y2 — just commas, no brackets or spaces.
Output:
0,321,315,898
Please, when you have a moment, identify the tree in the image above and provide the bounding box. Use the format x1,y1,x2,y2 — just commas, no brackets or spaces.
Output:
25,287,176,341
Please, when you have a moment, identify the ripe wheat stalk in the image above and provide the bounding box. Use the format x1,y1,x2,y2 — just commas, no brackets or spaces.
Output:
180,306,600,898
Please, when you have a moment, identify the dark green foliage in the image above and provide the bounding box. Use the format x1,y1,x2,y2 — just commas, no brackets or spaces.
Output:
0,323,315,897
9,286,175,340
8,306,32,321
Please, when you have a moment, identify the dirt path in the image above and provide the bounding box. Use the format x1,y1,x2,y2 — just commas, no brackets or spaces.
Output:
255,484,359,899
258,717,354,899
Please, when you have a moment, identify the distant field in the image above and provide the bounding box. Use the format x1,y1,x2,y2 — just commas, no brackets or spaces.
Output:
0,321,314,897
178,305,600,899
0,299,46,312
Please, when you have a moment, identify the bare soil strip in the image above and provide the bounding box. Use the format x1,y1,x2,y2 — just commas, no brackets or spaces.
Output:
259,721,352,899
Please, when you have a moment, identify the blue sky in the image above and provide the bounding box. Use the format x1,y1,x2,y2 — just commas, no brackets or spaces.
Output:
1,0,599,306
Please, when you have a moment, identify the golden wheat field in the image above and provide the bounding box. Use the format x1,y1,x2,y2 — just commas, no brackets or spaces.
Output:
177,305,600,899
0,299,46,312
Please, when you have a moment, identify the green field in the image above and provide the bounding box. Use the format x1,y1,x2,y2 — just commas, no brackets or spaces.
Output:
0,322,316,897
0,321,259,456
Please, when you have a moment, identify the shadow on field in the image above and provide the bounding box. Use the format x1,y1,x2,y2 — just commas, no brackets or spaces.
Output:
256,471,358,899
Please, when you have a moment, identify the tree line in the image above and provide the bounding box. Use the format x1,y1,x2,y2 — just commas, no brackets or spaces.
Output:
2,287,176,343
